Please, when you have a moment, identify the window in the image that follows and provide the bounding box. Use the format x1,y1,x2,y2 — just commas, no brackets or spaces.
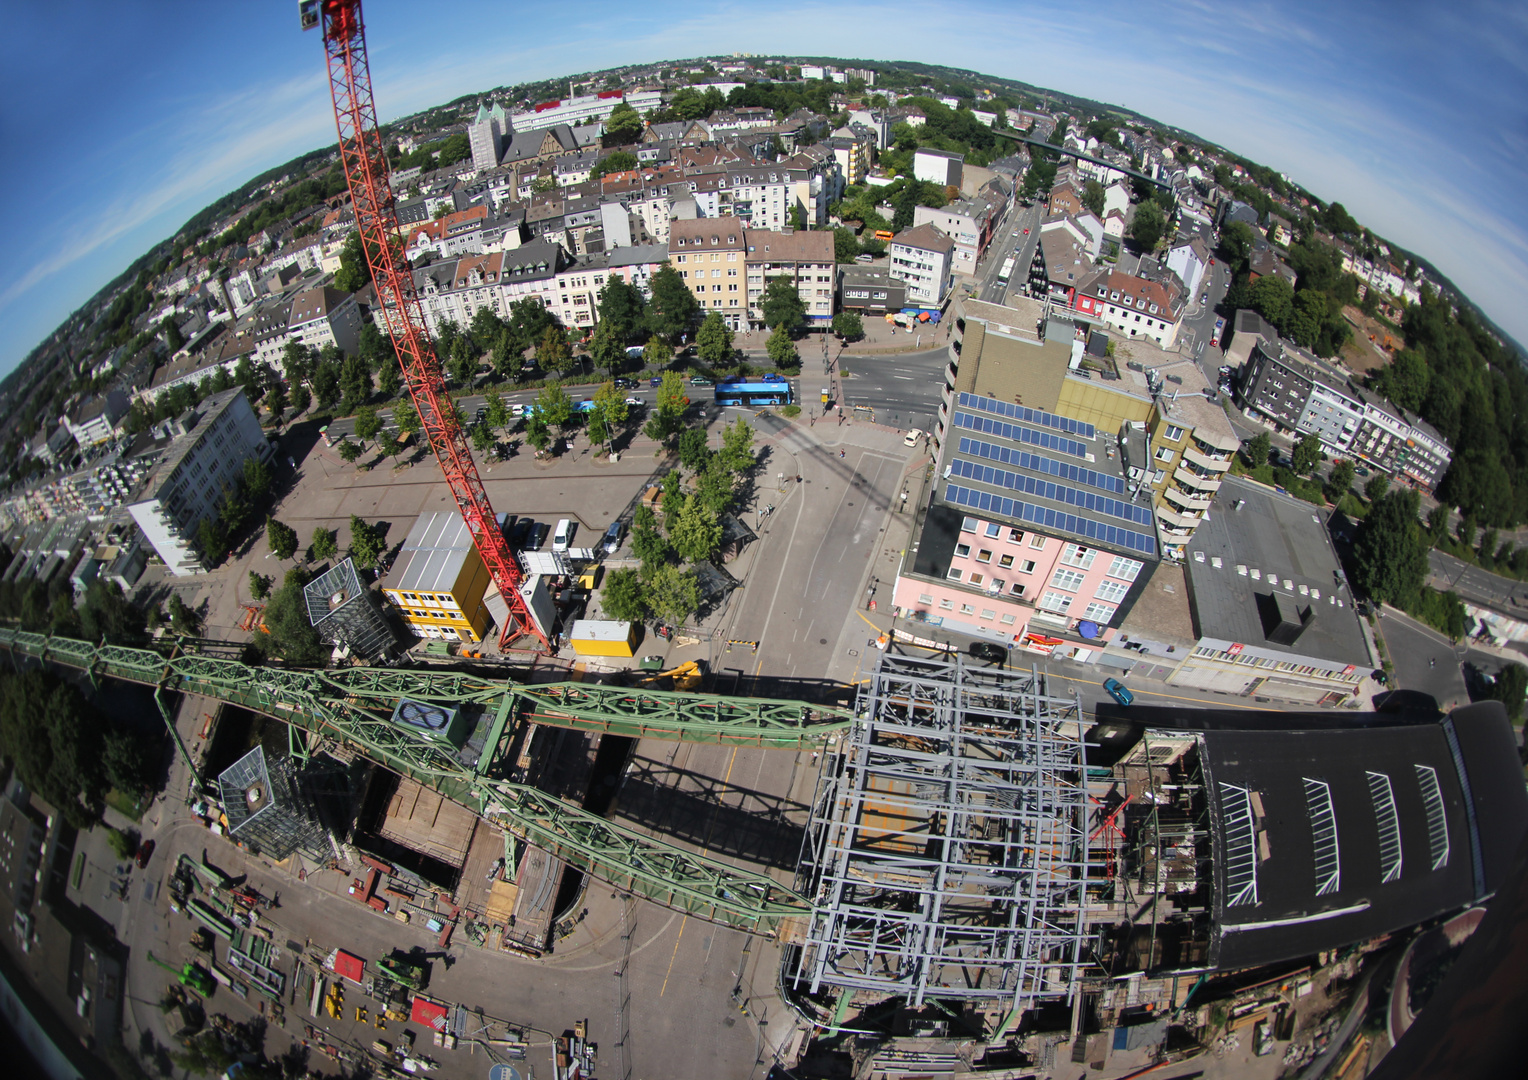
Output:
959,603,975,614
1094,580,1129,603
947,568,962,581
918,594,935,605
939,598,954,610
1155,446,1175,461
1082,602,1116,622
980,608,996,620
999,554,1014,568
1061,544,1095,569
1040,591,1073,614
954,543,971,558
1009,582,1026,596
1164,424,1184,441
975,550,992,563
1020,559,1036,574
1000,613,1017,625
1009,528,1024,542
1152,468,1166,484
1029,534,1046,549
1050,568,1086,592
1107,556,1143,581
968,573,984,587
985,522,1001,538
961,516,978,533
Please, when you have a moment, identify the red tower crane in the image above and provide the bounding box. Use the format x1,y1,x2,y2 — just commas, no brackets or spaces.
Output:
301,0,548,652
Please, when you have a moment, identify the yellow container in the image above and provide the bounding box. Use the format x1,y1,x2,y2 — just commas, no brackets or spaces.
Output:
569,619,637,657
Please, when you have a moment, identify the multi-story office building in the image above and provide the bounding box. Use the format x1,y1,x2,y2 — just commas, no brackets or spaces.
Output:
669,217,747,329
743,228,835,329
507,90,663,134
287,284,362,357
381,511,495,643
126,389,272,576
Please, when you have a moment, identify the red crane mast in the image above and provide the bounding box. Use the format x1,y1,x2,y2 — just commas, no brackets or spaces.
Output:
302,0,548,652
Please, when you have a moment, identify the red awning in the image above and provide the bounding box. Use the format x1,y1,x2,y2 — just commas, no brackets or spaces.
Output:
411,996,450,1030
332,950,364,984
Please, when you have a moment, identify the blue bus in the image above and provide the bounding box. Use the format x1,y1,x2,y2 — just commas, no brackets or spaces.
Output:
715,374,793,407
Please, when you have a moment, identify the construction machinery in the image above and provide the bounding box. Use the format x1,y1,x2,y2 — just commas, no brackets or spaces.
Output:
630,659,705,692
376,953,425,992
300,0,548,652
146,952,217,998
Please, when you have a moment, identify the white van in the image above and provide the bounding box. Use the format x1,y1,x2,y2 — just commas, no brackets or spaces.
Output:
552,518,574,553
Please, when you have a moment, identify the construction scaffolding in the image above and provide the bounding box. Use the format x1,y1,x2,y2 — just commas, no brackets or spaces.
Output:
788,653,1095,1013
304,557,398,662
218,746,333,862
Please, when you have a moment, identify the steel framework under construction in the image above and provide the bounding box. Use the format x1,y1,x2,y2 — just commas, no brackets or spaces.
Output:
788,654,1094,1014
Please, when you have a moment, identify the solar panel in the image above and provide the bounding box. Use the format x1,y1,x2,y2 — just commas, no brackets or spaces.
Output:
956,391,1095,438
944,485,1158,555
1219,782,1259,907
952,409,1088,459
957,436,1126,494
1303,778,1341,896
1415,764,1450,871
1366,771,1403,884
946,457,1153,526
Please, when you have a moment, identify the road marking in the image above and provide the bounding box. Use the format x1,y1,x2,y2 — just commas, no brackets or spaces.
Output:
661,745,740,998
658,915,688,997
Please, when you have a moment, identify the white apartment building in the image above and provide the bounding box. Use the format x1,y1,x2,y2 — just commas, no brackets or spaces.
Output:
127,390,272,576
508,90,663,134
888,224,955,308
743,228,835,329
287,284,362,356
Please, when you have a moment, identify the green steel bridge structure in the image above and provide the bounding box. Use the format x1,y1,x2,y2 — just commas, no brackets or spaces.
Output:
0,627,854,936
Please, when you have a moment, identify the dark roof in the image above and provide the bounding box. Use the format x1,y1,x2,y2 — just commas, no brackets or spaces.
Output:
1197,702,1527,970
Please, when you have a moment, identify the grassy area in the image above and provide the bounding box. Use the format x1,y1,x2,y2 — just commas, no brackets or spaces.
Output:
104,788,146,823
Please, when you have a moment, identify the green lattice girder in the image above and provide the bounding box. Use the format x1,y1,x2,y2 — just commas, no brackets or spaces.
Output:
0,628,814,935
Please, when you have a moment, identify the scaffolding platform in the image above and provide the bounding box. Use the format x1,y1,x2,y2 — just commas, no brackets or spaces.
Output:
378,776,480,869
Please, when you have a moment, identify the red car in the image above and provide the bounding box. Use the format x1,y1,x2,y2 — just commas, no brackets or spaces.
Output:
1023,227,1030,234
135,839,155,869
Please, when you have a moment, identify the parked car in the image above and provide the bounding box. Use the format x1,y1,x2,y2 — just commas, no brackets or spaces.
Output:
855,253,874,263
507,517,533,548
614,378,637,390
135,839,155,869
525,521,549,550
689,376,714,387
1103,678,1134,707
603,520,625,553
624,396,644,406
904,428,925,446
649,376,664,387
624,346,645,360
968,640,1007,664
552,518,574,553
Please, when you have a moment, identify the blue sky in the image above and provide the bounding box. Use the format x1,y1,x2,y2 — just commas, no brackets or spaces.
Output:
2,0,1525,376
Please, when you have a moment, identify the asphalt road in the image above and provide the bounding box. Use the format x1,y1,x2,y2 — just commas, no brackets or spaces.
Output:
838,345,949,434
974,200,1045,305
1374,605,1471,709
1428,549,1528,613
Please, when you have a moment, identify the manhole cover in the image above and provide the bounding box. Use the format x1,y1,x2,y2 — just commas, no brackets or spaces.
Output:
847,501,854,505
819,638,828,645
723,1017,737,1028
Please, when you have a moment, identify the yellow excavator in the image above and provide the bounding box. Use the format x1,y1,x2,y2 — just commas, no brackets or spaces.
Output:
630,659,705,691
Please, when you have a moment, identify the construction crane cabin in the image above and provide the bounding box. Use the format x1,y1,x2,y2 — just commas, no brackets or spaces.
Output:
301,0,550,652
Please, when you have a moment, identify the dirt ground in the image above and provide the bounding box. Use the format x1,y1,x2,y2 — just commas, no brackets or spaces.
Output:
1339,305,1401,376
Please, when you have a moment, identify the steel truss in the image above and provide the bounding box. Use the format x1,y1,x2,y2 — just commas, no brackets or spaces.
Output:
0,628,820,935
788,653,1095,1009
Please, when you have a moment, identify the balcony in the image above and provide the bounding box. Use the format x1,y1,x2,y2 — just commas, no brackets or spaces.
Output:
1174,466,1222,493
1155,506,1201,535
1162,485,1211,513
1182,443,1232,472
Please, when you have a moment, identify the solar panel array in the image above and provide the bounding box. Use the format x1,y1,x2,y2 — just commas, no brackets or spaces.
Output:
957,392,1096,438
945,486,1158,555
1415,764,1450,871
947,458,1153,527
1303,777,1342,897
1219,782,1259,908
1367,771,1404,884
957,436,1126,494
952,409,1088,459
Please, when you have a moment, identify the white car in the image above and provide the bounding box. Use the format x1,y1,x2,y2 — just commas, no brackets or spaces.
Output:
509,403,527,417
624,396,644,406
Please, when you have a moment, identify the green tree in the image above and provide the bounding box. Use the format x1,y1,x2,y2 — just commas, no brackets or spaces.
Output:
833,227,861,263
1364,474,1390,504
506,297,558,354
642,335,673,370
1372,348,1430,415
334,230,371,293
1220,221,1255,267
766,323,800,369
678,427,711,472
106,827,137,860
760,274,806,332
196,518,229,566
483,389,510,431
252,567,327,664
337,440,362,464
644,563,700,625
591,150,640,180
1487,663,1528,722
0,670,107,827
311,354,342,410
601,568,647,622
832,311,864,341
490,330,520,381
1352,488,1428,607
1291,434,1323,476
1128,199,1166,251
311,527,338,562
597,276,647,343
77,580,146,644
470,423,494,454
1248,274,1295,333
167,594,202,636
393,399,420,438
1243,431,1271,468
348,515,384,569
670,494,722,563
469,305,504,351
266,516,299,560
631,509,670,568
604,101,644,144
593,379,630,432
378,429,401,462
535,381,574,431
353,404,382,445
249,571,273,601
661,469,685,530
243,457,273,500
644,372,689,445
290,384,312,415
719,417,755,475
695,311,734,368
447,335,477,387
589,318,625,378
1326,459,1356,503
265,377,288,423
537,323,573,375
646,265,700,343
1081,179,1105,217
